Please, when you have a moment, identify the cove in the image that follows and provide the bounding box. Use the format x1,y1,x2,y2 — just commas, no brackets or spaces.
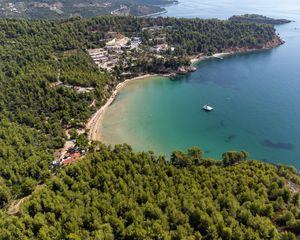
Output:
100,0,300,169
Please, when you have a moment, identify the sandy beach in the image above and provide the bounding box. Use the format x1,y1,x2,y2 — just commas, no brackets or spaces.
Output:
86,74,160,141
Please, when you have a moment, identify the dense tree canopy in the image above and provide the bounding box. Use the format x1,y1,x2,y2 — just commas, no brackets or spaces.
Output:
0,145,299,239
0,16,297,239
229,14,291,25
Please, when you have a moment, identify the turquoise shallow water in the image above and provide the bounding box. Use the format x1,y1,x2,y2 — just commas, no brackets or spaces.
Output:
101,0,300,168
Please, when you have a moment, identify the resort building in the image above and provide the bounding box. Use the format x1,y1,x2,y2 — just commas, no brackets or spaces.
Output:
151,43,169,53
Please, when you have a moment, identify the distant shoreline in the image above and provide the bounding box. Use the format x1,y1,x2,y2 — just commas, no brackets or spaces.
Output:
190,36,284,65
86,36,283,142
138,10,168,18
137,0,179,18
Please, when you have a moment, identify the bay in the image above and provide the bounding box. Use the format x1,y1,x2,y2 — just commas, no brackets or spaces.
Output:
100,0,300,169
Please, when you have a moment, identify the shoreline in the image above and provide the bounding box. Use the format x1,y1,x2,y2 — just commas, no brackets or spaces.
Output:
138,0,179,17
86,74,169,141
87,37,283,142
190,38,284,65
138,10,168,18
190,50,261,65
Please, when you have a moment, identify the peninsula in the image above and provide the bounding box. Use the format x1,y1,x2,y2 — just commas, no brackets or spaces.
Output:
229,14,292,25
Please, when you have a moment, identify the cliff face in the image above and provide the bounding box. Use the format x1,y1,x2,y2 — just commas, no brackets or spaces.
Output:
264,35,285,48
221,35,283,55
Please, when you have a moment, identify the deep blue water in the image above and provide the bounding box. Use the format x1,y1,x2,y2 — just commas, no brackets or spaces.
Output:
101,0,300,169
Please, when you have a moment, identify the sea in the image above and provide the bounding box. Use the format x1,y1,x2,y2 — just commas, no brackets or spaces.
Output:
100,0,300,169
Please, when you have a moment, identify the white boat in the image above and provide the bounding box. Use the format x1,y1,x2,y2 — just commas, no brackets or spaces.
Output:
203,104,214,111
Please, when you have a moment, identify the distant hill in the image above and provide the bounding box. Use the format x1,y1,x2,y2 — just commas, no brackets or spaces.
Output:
0,0,177,19
229,14,291,25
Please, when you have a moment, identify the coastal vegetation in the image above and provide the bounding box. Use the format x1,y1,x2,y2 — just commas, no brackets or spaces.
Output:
0,144,299,239
229,14,291,25
0,15,298,239
1,16,280,81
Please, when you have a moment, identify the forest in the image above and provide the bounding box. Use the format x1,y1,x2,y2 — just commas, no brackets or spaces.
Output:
0,144,299,239
0,16,298,239
229,14,291,26
0,16,278,76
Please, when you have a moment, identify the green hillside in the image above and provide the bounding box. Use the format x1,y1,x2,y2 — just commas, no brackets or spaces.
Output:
0,16,298,239
0,0,177,19
1,145,299,239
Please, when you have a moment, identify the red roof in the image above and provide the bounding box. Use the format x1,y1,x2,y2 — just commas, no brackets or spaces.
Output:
62,152,81,166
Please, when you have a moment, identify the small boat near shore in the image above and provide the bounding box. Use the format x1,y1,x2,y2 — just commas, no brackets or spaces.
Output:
203,104,214,111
